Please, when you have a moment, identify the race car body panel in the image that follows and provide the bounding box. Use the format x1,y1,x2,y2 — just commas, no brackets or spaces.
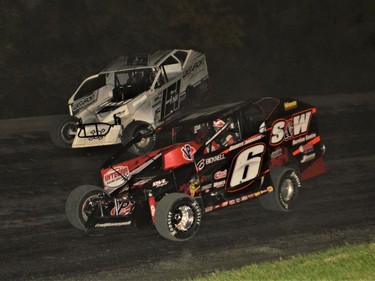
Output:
66,97,326,240
64,49,209,149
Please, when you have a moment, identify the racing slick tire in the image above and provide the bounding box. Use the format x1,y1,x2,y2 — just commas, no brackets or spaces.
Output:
65,185,105,231
50,115,78,149
155,193,202,241
259,167,301,212
121,121,156,155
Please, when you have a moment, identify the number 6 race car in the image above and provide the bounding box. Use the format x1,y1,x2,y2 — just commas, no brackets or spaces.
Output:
65,97,326,241
50,49,209,155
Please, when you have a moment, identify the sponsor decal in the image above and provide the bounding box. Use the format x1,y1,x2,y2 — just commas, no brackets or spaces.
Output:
152,178,169,187
271,148,283,159
299,143,314,154
189,178,200,196
148,196,156,223
213,180,226,188
206,154,225,164
205,188,273,212
221,201,229,207
214,170,227,180
291,171,302,187
110,200,133,216
95,221,131,227
103,166,129,188
270,110,313,146
196,159,205,171
228,134,264,152
301,153,316,163
292,133,317,146
201,184,212,192
284,100,298,111
183,57,205,78
72,92,98,114
150,205,156,218
87,128,107,141
181,144,196,161
133,178,152,186
196,154,225,171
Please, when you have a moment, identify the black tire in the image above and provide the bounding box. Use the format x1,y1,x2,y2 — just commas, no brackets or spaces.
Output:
65,185,104,231
122,121,156,155
50,115,78,148
155,193,202,241
259,167,301,212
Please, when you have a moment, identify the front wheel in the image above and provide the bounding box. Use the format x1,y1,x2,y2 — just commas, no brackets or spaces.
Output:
50,115,78,148
65,185,105,231
155,193,202,241
259,167,301,211
121,122,156,155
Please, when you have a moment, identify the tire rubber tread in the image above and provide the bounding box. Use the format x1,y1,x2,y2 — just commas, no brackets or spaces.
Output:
49,115,78,149
259,167,298,212
65,185,103,231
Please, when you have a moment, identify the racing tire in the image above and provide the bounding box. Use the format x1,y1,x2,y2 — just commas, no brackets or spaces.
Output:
155,193,202,241
259,167,301,212
50,115,78,148
121,121,156,155
65,185,105,231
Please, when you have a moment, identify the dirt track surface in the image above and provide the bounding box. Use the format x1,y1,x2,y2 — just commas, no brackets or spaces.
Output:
0,92,374,280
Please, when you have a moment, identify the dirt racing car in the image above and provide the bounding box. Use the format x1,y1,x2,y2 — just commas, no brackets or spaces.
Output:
50,49,209,155
65,97,326,241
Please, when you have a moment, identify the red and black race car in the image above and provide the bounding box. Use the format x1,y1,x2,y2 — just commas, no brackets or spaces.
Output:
65,97,326,241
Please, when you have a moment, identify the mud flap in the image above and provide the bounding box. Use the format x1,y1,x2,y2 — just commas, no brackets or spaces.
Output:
300,156,327,180
133,202,153,229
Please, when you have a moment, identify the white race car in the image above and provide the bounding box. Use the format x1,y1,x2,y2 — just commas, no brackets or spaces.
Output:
50,49,209,154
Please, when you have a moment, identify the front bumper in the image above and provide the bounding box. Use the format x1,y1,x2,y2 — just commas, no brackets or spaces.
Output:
72,122,123,148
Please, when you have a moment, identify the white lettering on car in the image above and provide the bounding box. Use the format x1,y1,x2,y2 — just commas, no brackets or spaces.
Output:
270,110,313,146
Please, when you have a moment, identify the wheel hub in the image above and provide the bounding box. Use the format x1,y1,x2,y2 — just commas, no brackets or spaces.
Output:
173,205,194,231
62,123,77,141
81,196,99,222
280,178,294,202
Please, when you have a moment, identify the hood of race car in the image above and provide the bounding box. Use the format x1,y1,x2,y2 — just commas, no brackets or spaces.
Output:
100,141,201,192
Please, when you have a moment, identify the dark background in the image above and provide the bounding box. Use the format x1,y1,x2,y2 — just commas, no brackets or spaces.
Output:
1,0,374,119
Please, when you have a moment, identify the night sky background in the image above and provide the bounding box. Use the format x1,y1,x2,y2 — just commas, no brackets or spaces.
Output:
0,0,374,119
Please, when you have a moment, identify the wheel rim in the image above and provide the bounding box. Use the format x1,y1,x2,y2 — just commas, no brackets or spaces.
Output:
172,204,195,232
134,128,153,150
81,194,100,222
280,178,294,202
61,122,77,142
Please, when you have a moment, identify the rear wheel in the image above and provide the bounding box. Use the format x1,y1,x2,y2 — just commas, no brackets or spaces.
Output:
65,185,105,231
259,167,301,211
155,193,202,241
50,115,78,148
